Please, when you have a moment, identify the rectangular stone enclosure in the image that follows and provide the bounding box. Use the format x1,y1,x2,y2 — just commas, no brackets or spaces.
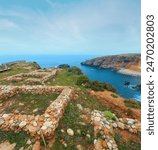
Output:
0,85,73,139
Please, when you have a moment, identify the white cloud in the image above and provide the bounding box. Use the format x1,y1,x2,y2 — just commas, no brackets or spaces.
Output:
0,19,19,30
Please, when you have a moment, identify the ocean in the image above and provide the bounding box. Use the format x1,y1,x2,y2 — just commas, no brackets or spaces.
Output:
0,55,141,101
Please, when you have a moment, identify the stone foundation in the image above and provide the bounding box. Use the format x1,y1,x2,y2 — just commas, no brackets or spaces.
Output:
0,85,73,140
5,69,58,84
91,110,141,150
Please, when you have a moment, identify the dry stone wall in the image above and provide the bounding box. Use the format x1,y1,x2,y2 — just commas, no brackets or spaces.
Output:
0,85,73,140
5,69,58,84
91,110,141,150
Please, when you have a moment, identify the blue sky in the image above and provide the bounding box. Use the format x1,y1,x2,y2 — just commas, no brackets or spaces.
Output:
0,0,140,55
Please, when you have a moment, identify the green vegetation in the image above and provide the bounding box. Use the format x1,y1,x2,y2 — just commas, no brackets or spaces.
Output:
76,74,117,93
68,66,83,75
103,111,117,121
0,130,30,150
124,99,141,109
114,132,141,150
0,62,40,80
111,93,118,98
3,93,59,115
76,75,90,86
52,100,94,150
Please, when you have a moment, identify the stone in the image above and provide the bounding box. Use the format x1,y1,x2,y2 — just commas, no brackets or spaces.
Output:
107,142,112,150
61,129,65,133
86,134,91,138
127,119,135,125
32,141,41,150
105,124,111,130
43,121,53,127
19,121,27,128
77,129,81,134
19,147,24,150
0,118,4,125
33,121,38,127
28,125,38,134
33,108,38,113
26,139,32,145
77,104,83,111
76,144,84,150
19,103,24,106
117,122,125,129
41,125,47,130
44,114,50,118
112,123,117,128
67,128,74,136
94,117,101,122
0,141,16,150
2,114,9,119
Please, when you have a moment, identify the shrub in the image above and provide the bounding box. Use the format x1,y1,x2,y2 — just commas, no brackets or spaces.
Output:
111,93,118,98
88,80,105,91
124,99,141,109
68,66,83,75
58,64,70,68
103,111,117,121
76,75,90,86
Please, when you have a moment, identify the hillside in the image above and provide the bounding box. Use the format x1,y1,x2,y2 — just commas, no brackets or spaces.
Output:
81,54,141,76
0,62,141,150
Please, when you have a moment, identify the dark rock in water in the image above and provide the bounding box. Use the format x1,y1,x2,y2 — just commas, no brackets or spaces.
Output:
132,84,141,91
58,64,70,68
124,81,130,86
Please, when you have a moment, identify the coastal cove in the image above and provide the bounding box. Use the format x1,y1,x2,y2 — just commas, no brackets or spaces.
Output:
0,55,141,101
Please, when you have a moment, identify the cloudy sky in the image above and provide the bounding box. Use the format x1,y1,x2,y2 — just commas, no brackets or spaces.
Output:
0,0,140,55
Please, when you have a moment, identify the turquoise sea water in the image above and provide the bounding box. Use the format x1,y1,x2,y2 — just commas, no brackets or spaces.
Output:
0,55,141,101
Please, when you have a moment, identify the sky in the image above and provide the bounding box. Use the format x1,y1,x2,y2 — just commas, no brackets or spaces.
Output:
0,0,140,55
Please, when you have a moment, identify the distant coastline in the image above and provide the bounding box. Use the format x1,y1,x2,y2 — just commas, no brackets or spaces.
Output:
81,53,141,77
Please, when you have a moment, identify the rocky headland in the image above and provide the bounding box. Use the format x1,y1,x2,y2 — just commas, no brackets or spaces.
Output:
81,54,141,76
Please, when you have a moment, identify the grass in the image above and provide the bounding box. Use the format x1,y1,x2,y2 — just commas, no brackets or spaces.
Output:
2,92,59,115
52,100,94,150
0,130,30,150
124,99,141,109
114,131,141,150
103,111,117,121
0,68,28,80
47,69,80,87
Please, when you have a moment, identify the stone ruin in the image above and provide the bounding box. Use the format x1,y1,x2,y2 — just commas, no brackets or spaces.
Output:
91,110,141,150
0,85,73,140
5,69,59,85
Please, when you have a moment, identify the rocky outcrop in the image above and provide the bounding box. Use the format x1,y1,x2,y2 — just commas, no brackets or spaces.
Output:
81,54,141,76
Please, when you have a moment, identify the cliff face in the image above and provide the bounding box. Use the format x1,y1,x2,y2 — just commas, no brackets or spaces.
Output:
81,54,141,75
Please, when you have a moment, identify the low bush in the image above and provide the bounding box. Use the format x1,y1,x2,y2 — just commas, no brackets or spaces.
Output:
76,76,117,93
124,99,141,109
103,111,117,121
76,75,90,86
111,93,118,98
68,66,83,75
58,64,70,69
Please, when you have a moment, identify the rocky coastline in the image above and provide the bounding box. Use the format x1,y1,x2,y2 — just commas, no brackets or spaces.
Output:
81,54,141,76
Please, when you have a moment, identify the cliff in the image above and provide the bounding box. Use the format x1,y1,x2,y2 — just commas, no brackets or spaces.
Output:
81,54,141,76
